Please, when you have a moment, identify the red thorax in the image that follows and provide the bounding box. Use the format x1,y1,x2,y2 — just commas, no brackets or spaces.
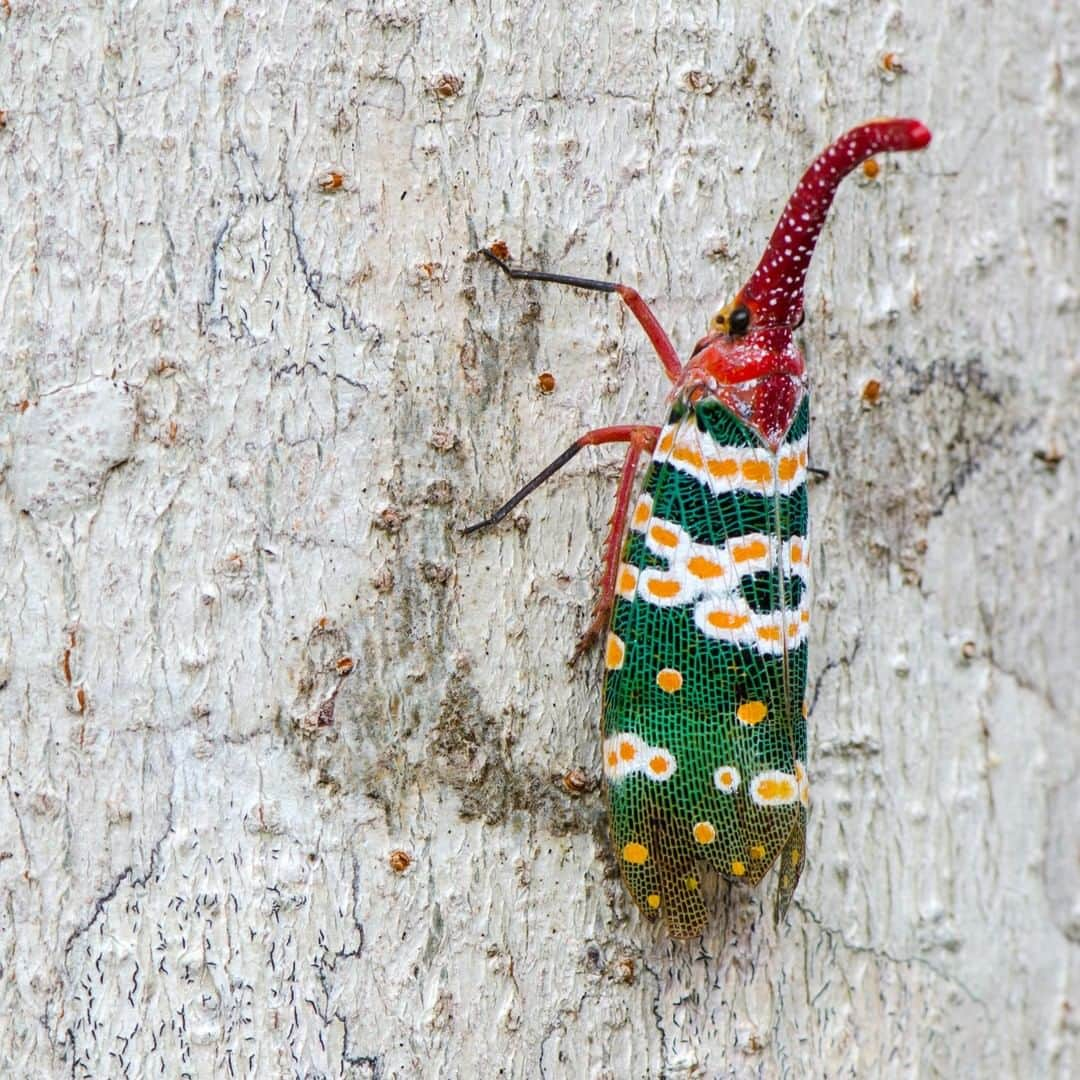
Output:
680,328,806,451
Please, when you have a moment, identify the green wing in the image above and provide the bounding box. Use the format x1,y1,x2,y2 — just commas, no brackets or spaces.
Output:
600,395,810,937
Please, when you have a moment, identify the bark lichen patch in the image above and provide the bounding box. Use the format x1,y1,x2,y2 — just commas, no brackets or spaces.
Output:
431,672,602,838
8,378,136,518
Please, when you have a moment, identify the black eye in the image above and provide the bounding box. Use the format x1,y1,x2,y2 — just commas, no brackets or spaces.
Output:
729,305,751,336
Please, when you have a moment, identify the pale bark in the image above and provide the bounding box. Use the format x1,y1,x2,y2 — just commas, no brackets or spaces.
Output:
1,2,1077,1077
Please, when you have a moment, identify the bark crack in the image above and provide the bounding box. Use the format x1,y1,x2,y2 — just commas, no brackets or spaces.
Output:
794,902,987,1008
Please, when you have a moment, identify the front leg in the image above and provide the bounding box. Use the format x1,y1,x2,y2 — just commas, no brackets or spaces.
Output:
482,249,683,384
571,425,657,664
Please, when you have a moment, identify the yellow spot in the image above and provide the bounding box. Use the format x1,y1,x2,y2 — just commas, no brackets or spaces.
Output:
685,876,699,891
787,622,799,638
733,539,768,563
617,566,637,596
708,610,749,630
801,610,810,623
790,544,803,563
799,450,808,466
646,893,661,909
605,633,625,670
658,431,674,453
622,842,648,865
778,456,799,482
756,777,796,802
618,739,638,762
794,762,805,782
648,755,671,777
742,460,772,484
731,860,746,877
693,821,716,845
737,700,768,726
672,446,704,469
646,577,681,599
750,844,766,860
687,555,725,579
631,499,651,527
757,626,781,642
802,699,809,718
656,669,683,693
707,458,738,478
789,849,801,866
606,750,618,768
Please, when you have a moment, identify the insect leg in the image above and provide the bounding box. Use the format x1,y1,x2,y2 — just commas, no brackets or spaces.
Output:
482,249,683,382
463,424,658,660
571,425,658,661
462,424,659,535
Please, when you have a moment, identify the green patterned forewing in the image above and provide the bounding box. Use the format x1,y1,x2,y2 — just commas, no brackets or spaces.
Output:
601,394,810,937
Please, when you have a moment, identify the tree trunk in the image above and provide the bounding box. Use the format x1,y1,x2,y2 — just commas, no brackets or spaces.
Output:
2,3,1077,1076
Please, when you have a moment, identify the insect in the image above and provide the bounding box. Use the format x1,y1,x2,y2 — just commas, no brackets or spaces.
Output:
467,119,931,937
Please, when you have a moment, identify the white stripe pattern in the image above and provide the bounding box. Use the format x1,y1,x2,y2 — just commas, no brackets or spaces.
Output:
623,511,810,656
651,422,809,497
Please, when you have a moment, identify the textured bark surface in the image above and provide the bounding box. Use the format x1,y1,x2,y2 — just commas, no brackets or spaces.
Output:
1,3,1078,1077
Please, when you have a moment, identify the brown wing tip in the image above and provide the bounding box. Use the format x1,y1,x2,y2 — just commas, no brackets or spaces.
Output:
773,815,807,925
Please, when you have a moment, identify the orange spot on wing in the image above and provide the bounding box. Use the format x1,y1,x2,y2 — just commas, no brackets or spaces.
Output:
658,431,674,453
750,844,766,860
733,539,768,563
607,750,618,768
731,860,746,877
623,842,648,865
778,456,799,482
617,566,637,595
708,610,749,630
687,555,725,579
756,777,795,802
672,447,703,469
648,755,670,776
618,740,637,762
632,500,651,527
742,460,772,484
693,822,716,844
656,669,683,693
799,450,808,466
757,626,781,642
646,578,681,599
649,524,679,548
737,700,768,726
605,633,625,669
707,458,738,478
801,610,810,623
790,544,803,563
646,893,661,909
